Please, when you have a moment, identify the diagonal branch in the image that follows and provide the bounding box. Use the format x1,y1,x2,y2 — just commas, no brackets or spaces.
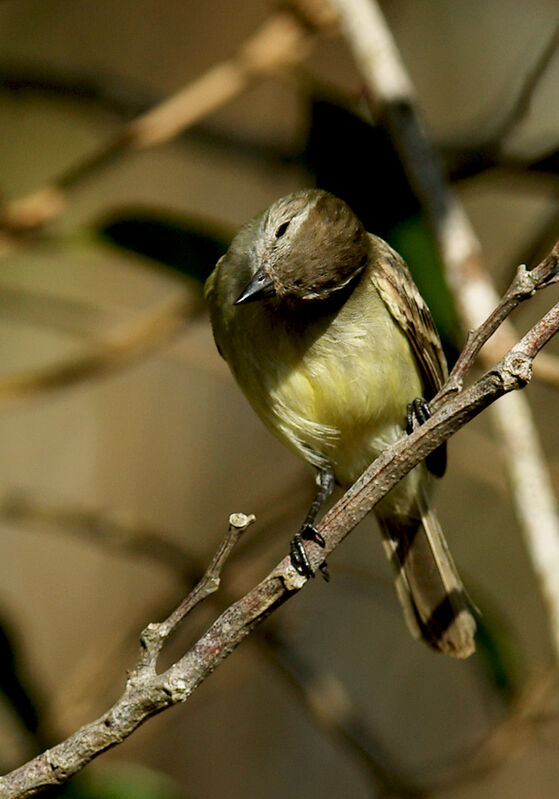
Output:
0,240,557,799
0,10,324,245
2,492,423,796
0,292,198,411
325,0,559,660
438,242,559,402
135,512,253,669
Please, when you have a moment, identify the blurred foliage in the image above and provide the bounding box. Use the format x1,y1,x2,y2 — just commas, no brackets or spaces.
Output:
303,98,422,233
469,590,525,704
0,610,41,737
303,97,462,354
475,615,523,704
56,764,187,799
98,210,228,286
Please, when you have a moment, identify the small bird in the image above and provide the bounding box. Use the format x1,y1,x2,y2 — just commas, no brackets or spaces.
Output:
205,189,476,658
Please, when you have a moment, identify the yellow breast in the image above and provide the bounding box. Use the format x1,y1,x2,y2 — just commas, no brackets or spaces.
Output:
223,274,423,486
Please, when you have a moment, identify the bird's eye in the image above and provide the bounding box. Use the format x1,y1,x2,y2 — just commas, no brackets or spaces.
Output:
275,221,290,238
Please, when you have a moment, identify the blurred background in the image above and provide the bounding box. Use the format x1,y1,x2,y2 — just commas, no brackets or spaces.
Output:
0,1,558,797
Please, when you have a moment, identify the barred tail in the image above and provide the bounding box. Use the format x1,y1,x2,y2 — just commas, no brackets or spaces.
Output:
376,495,476,658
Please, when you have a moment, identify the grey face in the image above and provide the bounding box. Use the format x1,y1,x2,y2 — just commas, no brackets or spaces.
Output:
235,190,370,305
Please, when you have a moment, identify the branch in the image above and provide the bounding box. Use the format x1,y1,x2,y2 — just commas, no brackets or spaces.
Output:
2,493,424,797
0,10,325,245
442,23,559,182
326,0,559,661
438,242,559,403
440,671,559,790
0,292,197,411
1,240,557,798
135,513,253,668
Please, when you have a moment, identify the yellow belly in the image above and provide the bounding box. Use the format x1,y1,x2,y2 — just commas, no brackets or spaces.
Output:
229,276,424,487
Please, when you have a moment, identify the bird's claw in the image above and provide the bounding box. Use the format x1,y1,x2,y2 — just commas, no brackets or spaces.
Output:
301,522,325,547
406,396,431,433
290,525,329,581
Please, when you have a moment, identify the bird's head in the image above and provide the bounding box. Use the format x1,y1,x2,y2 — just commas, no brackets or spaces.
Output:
234,190,369,306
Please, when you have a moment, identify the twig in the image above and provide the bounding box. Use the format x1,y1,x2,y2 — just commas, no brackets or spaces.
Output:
3,493,423,796
135,513,253,670
0,11,320,241
490,23,559,147
442,24,559,182
503,211,559,391
437,242,559,403
326,0,559,661
0,241,557,799
0,292,198,411
436,671,559,791
263,628,426,798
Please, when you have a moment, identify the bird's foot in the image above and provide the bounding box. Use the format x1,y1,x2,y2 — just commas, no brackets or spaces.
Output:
406,396,447,477
289,524,329,582
406,396,432,432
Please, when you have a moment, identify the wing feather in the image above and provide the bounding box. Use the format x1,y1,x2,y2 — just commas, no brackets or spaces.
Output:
368,234,447,399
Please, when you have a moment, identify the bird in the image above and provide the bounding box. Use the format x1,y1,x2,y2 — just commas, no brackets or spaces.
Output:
204,188,476,658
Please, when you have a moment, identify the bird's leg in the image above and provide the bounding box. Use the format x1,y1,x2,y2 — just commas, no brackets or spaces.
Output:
290,468,334,581
406,397,447,477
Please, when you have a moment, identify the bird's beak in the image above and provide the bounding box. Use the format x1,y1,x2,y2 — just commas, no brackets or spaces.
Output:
234,268,276,305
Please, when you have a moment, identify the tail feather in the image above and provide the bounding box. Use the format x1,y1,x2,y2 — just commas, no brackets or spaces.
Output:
376,495,476,658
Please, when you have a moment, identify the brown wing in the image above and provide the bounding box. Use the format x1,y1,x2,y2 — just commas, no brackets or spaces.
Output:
368,234,447,399
369,235,448,477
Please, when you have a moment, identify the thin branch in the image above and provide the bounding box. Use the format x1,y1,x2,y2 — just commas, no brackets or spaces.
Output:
326,0,559,661
0,11,322,243
500,209,559,391
0,241,557,799
262,628,425,798
441,24,559,182
491,23,559,147
3,493,423,796
150,513,256,648
139,512,253,664
437,242,559,403
0,292,198,411
437,671,559,791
